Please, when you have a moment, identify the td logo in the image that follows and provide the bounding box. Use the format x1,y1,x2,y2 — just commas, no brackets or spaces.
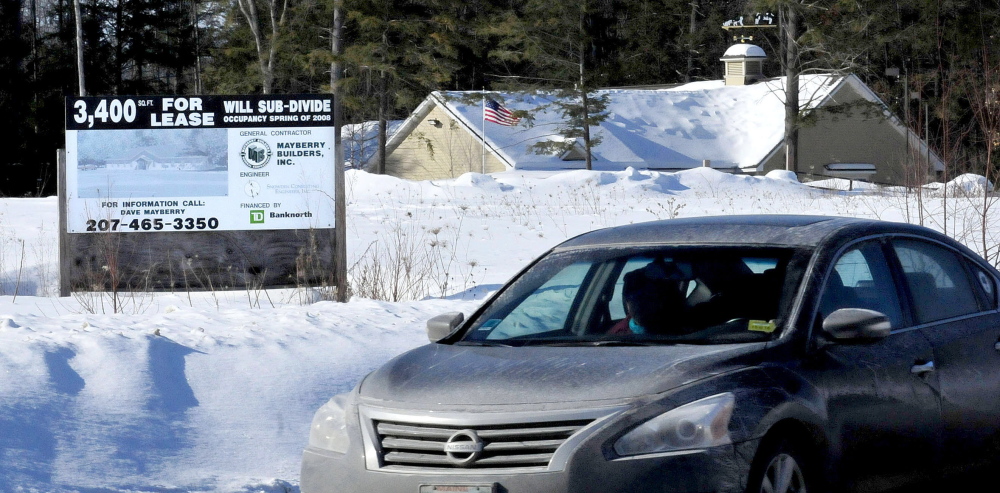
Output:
250,210,265,224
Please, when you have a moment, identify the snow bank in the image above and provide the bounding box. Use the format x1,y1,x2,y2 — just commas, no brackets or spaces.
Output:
764,170,799,182
945,173,994,195
451,172,513,193
1,167,998,491
0,296,479,492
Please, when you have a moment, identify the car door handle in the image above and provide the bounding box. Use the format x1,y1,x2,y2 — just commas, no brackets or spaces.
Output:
911,361,935,375
995,342,1000,351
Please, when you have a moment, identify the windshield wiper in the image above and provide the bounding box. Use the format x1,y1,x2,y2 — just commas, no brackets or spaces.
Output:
522,340,660,347
454,341,514,347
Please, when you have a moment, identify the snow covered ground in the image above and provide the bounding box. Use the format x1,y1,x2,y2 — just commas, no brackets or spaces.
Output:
0,167,997,492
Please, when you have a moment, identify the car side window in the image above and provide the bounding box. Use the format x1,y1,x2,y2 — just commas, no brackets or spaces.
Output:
891,239,982,324
818,241,903,328
965,259,997,310
969,264,998,310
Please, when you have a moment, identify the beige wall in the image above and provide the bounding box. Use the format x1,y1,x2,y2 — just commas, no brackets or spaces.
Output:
386,105,508,180
760,83,934,185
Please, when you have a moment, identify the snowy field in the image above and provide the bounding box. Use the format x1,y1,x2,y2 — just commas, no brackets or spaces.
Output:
0,167,997,492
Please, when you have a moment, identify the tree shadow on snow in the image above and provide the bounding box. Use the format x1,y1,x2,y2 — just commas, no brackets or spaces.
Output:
109,336,205,476
0,347,87,485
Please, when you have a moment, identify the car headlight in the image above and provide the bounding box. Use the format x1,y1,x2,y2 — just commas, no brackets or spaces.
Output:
614,392,735,457
308,393,350,453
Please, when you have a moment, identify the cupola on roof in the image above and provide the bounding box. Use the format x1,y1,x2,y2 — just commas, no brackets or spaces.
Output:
722,44,767,59
721,44,767,86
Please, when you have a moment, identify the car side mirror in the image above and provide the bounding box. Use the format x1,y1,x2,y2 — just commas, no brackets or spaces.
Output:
427,312,465,342
821,308,890,343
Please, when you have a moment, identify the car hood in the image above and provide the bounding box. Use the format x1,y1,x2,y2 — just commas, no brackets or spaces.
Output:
359,343,763,407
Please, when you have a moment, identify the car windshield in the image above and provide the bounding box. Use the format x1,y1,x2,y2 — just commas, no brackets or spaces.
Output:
458,246,802,345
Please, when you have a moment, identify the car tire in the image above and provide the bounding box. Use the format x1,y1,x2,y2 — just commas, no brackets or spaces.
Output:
746,437,818,493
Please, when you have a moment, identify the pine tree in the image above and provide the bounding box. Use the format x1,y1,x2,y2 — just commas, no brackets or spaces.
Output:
486,0,618,170
333,0,464,173
102,0,196,93
0,0,30,194
610,0,739,84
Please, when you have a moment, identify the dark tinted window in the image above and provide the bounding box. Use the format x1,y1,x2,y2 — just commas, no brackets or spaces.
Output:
818,241,903,328
892,239,982,324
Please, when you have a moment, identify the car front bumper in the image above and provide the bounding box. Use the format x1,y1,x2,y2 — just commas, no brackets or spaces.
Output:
301,439,757,493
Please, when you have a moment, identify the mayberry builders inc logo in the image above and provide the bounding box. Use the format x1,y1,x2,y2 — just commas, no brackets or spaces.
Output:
240,139,272,169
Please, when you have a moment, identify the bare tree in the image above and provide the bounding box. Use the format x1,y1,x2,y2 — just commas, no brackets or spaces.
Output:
757,0,864,174
331,0,348,302
780,4,799,172
73,0,86,96
685,0,699,83
934,62,975,239
965,48,1000,266
191,0,203,94
235,0,289,94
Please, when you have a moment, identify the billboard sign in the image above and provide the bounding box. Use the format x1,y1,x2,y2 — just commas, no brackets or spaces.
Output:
64,95,335,233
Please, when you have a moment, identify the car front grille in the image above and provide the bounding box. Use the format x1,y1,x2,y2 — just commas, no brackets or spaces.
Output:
372,418,597,470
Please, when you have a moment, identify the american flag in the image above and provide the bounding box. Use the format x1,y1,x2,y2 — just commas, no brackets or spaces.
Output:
484,99,520,126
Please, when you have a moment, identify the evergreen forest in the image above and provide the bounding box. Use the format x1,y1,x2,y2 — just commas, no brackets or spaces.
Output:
0,0,997,196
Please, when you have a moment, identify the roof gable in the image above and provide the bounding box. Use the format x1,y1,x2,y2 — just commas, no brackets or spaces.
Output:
755,74,944,172
427,75,844,171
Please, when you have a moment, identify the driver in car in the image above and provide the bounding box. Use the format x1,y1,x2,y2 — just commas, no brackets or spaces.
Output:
608,259,688,335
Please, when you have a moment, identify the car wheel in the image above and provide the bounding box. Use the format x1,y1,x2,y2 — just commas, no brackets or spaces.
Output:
747,438,815,493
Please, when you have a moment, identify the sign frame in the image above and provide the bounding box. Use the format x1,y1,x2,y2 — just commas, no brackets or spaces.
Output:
60,94,342,293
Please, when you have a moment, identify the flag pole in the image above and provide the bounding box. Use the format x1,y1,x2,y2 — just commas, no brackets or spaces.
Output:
481,89,486,174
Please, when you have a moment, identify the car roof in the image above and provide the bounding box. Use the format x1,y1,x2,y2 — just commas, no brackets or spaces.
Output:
554,215,942,250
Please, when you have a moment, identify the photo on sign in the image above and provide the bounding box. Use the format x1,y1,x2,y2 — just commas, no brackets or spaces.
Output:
77,128,228,198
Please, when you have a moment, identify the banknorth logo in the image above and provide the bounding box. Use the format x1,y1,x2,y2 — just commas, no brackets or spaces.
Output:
250,210,265,224
240,139,272,169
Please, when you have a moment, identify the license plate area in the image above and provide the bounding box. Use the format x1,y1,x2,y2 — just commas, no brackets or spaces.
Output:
418,485,496,493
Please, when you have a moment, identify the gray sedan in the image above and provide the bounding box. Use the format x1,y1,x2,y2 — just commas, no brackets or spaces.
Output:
302,215,1000,493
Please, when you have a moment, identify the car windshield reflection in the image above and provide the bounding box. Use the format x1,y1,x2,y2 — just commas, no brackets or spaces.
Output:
459,246,799,345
